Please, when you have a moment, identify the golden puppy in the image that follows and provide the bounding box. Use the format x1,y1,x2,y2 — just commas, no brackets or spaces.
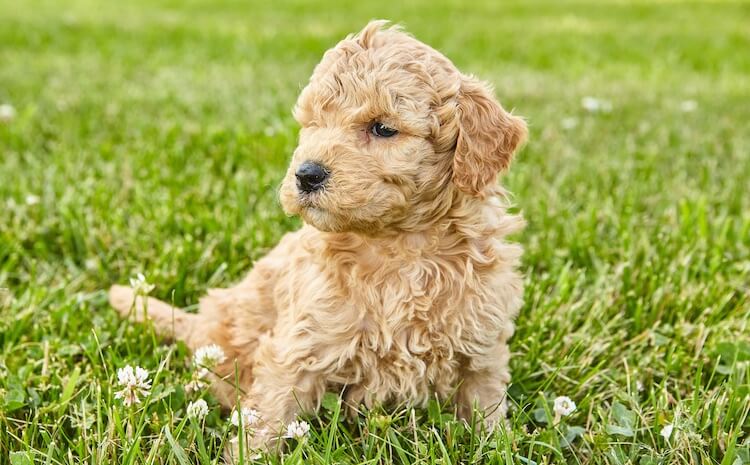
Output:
110,20,527,448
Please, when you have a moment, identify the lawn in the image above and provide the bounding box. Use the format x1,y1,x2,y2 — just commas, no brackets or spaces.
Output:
1,0,749,463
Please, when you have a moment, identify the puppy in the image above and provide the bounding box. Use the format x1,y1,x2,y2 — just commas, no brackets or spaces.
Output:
110,20,527,448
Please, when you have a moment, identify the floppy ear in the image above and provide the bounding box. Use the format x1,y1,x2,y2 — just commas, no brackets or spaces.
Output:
452,76,527,196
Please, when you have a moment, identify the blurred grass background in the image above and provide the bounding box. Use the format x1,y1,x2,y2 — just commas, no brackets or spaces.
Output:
1,0,749,464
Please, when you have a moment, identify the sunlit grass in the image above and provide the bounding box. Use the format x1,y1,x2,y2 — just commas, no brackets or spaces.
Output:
1,0,748,463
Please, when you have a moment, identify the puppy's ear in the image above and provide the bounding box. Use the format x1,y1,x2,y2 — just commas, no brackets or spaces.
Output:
452,76,527,196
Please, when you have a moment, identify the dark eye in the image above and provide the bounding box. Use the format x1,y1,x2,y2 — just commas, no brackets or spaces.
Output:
371,122,398,138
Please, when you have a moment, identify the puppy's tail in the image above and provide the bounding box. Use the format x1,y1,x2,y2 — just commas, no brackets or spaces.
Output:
109,284,201,346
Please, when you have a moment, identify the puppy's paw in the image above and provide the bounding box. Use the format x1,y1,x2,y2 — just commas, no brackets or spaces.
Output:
223,430,270,464
481,406,510,434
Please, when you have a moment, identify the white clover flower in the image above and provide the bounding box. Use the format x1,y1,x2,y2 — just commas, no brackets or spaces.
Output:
193,344,226,369
284,420,310,439
114,365,151,406
553,396,577,417
185,377,207,393
636,380,644,392
0,103,16,123
185,367,210,393
230,407,260,429
679,100,697,112
187,399,209,419
581,96,612,113
129,273,155,296
25,195,40,206
660,423,674,440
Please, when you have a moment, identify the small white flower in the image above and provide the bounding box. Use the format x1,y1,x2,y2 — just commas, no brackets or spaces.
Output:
660,423,674,440
185,367,210,393
114,365,151,406
193,344,226,368
553,396,577,417
25,195,40,206
636,380,644,392
0,103,16,123
129,273,155,296
679,100,697,112
284,420,310,439
230,407,260,429
581,96,612,113
185,377,207,392
187,399,209,419
185,378,207,393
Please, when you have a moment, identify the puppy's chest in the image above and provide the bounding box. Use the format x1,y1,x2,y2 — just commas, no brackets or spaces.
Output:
347,263,472,367
309,243,505,401
358,261,462,331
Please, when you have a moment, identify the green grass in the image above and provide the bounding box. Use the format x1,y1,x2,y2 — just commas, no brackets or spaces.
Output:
1,0,749,463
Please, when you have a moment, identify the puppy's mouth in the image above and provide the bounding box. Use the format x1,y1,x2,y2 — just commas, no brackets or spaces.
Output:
295,190,332,224
298,202,332,230
297,190,325,209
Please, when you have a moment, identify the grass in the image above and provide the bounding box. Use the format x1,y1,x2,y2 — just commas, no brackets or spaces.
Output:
1,0,749,463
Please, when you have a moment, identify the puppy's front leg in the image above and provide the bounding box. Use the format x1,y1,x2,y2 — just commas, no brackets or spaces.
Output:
457,342,512,429
241,331,331,449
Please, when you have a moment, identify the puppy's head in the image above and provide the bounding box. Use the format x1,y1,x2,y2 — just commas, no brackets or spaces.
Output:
280,20,527,234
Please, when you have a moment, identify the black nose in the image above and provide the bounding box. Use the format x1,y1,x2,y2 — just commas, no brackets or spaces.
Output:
295,161,329,193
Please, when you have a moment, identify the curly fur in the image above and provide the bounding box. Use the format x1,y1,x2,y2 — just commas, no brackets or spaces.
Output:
109,20,527,451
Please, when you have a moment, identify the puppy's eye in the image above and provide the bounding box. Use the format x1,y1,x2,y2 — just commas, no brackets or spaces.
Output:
370,122,398,138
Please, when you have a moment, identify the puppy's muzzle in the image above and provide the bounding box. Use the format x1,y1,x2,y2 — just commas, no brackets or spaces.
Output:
296,161,329,194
